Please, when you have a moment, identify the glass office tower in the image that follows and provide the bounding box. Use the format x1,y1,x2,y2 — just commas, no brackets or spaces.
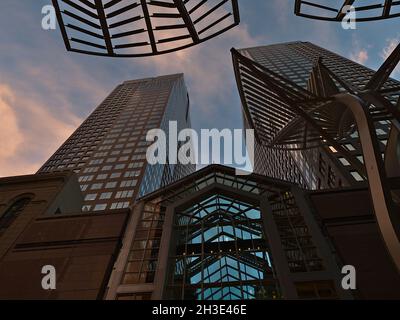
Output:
38,74,195,211
235,42,397,189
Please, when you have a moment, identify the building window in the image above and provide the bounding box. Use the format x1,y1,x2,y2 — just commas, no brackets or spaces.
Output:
120,180,137,188
91,183,103,190
124,171,140,178
0,196,32,234
100,192,113,200
110,202,129,210
93,204,107,211
85,193,97,201
376,128,386,136
116,190,134,199
79,175,93,182
105,182,118,189
338,157,350,166
350,171,364,182
159,193,281,300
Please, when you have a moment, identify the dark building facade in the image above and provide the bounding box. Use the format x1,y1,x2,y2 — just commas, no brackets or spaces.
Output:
1,168,398,299
38,74,195,212
309,185,400,299
233,41,397,190
0,172,129,299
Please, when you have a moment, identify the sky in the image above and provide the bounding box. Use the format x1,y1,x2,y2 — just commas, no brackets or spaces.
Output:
0,0,399,177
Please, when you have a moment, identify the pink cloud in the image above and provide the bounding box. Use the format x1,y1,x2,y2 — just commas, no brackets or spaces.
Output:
0,82,82,177
350,49,369,64
0,85,24,162
0,3,260,177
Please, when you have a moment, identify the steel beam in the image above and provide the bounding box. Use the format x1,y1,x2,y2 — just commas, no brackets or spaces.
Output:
295,0,400,22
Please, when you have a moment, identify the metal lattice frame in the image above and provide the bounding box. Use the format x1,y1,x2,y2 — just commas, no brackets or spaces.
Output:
52,0,240,57
295,0,400,22
172,193,277,300
231,44,400,271
140,165,332,299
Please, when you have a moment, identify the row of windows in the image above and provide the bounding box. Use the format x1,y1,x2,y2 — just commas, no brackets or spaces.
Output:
83,201,130,212
40,84,165,172
84,190,135,201
80,179,138,189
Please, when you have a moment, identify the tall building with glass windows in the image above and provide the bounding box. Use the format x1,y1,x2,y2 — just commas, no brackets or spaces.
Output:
234,42,396,190
38,74,195,212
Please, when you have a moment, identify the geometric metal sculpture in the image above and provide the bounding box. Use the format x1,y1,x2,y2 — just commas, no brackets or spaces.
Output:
231,43,400,272
294,0,400,22
52,0,240,57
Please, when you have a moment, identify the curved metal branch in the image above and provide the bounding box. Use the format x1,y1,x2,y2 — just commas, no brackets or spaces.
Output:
335,93,400,272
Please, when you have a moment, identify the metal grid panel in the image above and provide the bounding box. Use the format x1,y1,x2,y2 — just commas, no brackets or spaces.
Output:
52,0,240,57
231,45,400,158
232,44,400,272
171,193,279,300
294,0,400,22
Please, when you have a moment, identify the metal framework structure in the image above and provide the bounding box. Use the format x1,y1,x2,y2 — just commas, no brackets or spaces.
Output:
172,193,276,300
105,165,347,300
232,43,400,272
52,0,240,57
294,0,400,22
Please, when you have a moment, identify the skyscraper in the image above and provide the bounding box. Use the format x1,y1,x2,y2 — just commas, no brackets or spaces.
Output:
233,42,398,190
38,73,195,212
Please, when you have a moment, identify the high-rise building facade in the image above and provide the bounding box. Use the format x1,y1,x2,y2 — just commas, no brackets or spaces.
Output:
233,42,397,190
38,74,195,212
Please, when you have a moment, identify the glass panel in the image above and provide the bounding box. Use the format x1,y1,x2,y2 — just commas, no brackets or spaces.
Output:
168,193,280,300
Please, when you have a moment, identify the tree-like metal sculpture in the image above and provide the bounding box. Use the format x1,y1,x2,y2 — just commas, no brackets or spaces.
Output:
52,0,240,57
231,44,400,271
295,0,400,22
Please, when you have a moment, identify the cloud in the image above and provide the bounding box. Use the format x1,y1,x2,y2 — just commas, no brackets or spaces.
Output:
0,85,24,164
0,1,261,177
137,23,260,124
350,49,369,64
0,82,82,177
271,0,292,26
